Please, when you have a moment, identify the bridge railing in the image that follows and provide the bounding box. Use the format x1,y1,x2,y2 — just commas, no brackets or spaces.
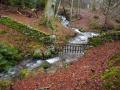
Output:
55,43,89,56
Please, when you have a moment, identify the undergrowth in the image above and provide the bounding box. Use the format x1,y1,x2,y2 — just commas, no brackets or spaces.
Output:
102,53,120,90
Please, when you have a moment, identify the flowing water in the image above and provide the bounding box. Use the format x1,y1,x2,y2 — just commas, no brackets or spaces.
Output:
0,16,99,80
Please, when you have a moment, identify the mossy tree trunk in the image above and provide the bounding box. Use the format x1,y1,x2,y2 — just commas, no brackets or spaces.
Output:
43,0,60,33
44,0,58,22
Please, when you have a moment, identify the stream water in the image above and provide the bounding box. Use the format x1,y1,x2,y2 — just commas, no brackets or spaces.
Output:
0,16,99,80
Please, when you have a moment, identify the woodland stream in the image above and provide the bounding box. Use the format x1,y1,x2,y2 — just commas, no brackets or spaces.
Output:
0,16,99,80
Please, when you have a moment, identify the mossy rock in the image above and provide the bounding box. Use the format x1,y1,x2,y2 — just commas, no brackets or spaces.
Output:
19,69,31,79
33,49,43,59
40,61,51,69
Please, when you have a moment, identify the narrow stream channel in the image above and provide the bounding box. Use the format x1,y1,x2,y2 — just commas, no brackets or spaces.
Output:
0,16,99,80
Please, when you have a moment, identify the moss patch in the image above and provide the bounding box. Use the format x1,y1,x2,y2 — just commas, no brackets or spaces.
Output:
0,17,52,44
89,31,120,47
102,53,120,90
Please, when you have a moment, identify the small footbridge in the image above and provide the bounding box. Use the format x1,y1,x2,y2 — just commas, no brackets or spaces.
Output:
55,43,89,57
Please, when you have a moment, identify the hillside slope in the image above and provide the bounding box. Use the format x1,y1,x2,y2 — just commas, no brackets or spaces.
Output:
11,41,120,90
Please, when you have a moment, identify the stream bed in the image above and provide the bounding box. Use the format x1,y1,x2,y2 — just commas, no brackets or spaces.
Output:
0,16,99,80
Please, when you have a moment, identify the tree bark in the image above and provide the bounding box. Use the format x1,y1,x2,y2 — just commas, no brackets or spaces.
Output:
92,0,96,11
21,0,25,9
104,0,112,29
70,0,74,20
44,0,58,21
77,0,80,18
55,0,62,17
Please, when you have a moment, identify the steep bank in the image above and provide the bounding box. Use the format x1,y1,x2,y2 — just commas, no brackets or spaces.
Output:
12,41,120,90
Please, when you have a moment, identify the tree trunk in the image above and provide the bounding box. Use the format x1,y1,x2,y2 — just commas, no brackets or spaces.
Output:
77,0,80,18
21,0,25,9
104,0,112,30
44,0,58,21
55,0,62,17
92,0,96,11
70,0,74,20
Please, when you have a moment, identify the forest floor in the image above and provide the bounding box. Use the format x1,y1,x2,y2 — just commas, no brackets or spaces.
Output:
0,24,43,55
71,9,104,30
71,9,119,32
0,6,74,37
10,41,120,90
0,7,119,33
